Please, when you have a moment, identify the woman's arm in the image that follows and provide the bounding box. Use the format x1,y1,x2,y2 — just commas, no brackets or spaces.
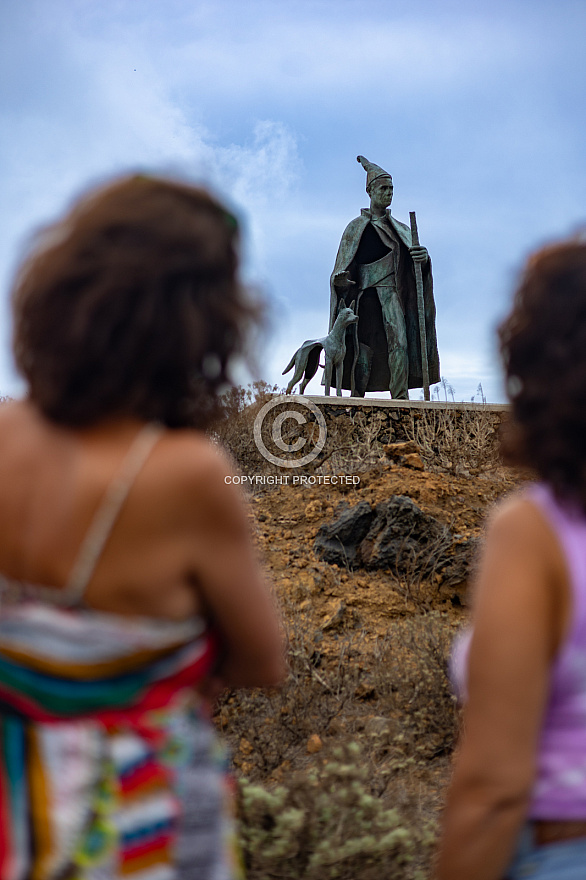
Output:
435,496,570,880
182,442,286,690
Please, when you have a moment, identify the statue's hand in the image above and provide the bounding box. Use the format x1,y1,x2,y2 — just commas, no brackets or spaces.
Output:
410,245,429,264
333,270,356,288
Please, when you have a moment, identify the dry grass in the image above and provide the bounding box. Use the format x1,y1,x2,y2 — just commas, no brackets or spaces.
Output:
209,387,503,878
316,410,388,475
212,384,503,483
384,531,456,612
405,407,501,475
238,740,431,880
211,381,281,477
212,385,393,478
215,598,460,879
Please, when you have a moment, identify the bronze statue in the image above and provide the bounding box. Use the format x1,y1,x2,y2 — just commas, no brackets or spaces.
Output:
283,301,358,396
328,156,440,398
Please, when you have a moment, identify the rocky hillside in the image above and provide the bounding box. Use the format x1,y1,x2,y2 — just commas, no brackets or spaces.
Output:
214,397,522,879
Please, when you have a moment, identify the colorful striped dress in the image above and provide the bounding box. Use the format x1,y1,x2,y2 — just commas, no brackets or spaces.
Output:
0,425,242,880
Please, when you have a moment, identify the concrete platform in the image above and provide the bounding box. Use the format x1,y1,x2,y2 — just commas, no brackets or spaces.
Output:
301,395,509,413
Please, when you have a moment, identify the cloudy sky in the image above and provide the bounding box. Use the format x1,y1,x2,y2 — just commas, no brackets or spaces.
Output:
1,0,585,403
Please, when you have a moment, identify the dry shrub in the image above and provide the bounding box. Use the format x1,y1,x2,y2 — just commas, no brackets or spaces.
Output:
211,380,280,474
212,387,503,483
215,603,365,780
213,385,504,482
217,601,459,878
406,407,501,475
316,410,389,474
212,383,358,479
383,532,455,612
238,741,430,880
371,612,460,760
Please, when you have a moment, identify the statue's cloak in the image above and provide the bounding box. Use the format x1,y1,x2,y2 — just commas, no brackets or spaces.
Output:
328,209,440,393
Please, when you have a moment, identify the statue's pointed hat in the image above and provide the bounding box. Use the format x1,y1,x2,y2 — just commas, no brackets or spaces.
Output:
356,155,392,190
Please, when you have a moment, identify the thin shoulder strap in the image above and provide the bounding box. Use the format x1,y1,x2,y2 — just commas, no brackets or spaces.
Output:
63,423,163,607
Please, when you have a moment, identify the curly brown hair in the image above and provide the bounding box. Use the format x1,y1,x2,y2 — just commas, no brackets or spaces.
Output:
499,237,586,508
12,174,261,429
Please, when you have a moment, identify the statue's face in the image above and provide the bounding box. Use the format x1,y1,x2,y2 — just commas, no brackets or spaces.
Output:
369,178,393,211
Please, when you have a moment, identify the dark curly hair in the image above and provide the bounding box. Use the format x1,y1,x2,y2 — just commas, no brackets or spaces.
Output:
12,174,261,429
499,237,586,509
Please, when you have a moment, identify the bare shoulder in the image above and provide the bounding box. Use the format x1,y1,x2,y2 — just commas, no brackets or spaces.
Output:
155,430,234,481
474,487,569,655
0,400,54,459
0,399,30,432
486,490,561,557
151,430,247,522
480,489,567,590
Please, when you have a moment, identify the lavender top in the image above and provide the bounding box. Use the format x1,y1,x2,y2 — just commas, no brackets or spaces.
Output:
451,483,586,819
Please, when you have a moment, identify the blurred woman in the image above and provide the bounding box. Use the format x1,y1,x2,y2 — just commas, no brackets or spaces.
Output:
0,174,285,879
437,239,586,880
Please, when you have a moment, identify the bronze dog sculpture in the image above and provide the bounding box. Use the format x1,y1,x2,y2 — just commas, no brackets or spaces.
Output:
283,302,358,396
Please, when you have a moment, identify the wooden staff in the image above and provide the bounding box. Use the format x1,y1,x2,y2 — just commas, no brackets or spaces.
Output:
409,211,430,401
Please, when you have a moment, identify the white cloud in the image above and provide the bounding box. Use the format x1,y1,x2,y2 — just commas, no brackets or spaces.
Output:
0,0,584,406
0,10,307,392
148,12,529,105
211,121,304,271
